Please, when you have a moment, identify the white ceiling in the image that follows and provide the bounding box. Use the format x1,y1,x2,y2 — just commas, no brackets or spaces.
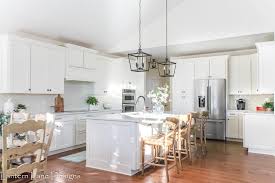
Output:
1,0,275,58
0,0,182,51
119,32,274,59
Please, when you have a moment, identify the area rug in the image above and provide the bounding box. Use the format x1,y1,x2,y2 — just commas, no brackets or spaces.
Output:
59,151,86,163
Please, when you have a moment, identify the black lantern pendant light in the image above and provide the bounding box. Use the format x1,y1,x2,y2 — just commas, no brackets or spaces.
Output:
128,0,152,72
157,0,176,77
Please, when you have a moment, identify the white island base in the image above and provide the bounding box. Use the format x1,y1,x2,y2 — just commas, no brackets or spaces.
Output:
243,112,275,156
86,112,171,175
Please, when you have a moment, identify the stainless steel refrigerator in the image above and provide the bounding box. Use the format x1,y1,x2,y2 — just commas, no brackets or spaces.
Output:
194,79,226,140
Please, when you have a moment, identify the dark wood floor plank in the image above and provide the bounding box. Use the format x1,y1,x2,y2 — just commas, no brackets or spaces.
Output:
45,141,275,183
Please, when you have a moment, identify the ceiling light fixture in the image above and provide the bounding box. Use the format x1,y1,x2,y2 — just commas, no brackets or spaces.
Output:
128,0,152,72
157,0,176,77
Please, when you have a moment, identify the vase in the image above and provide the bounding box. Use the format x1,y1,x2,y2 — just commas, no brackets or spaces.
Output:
89,105,99,111
153,104,164,114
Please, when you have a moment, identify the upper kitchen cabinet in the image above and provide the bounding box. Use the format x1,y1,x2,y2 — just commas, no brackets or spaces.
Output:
256,41,275,94
209,56,228,79
171,59,195,114
31,44,65,94
194,57,209,79
0,35,65,94
228,53,260,95
250,53,259,94
0,36,31,93
65,44,98,82
194,55,228,79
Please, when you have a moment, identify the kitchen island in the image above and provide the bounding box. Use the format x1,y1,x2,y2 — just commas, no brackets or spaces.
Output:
86,112,173,175
243,111,275,156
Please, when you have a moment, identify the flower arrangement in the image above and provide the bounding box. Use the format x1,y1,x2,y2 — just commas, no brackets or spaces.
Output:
263,98,274,111
147,85,169,105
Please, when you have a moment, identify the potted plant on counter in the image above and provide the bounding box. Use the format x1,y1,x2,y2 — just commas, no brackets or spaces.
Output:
86,96,99,111
263,98,274,111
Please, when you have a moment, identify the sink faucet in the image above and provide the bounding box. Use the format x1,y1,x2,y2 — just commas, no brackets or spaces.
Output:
136,96,146,111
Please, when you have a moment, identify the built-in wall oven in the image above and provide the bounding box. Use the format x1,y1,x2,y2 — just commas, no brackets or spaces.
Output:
122,89,136,112
122,103,136,113
122,89,136,103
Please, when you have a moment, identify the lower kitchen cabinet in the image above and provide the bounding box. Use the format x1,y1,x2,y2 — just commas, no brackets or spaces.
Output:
226,111,244,140
50,118,75,151
75,119,86,145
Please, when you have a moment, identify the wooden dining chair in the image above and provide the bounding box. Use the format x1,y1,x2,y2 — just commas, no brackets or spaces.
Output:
141,117,179,182
1,119,47,183
34,113,55,176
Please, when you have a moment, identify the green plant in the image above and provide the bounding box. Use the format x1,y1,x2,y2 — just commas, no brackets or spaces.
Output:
86,96,99,106
0,113,10,135
263,102,274,110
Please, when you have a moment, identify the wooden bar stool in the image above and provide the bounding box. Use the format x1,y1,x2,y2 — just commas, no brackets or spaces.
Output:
141,117,179,182
175,114,192,169
197,111,209,154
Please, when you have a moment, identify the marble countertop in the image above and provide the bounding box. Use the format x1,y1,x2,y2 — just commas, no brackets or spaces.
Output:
86,112,175,125
227,109,274,115
54,109,122,116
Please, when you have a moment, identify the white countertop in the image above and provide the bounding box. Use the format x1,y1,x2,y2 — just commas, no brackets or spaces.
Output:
228,109,274,115
86,112,175,125
54,109,122,116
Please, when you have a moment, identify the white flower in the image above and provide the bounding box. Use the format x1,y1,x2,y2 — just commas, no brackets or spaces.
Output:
265,98,272,103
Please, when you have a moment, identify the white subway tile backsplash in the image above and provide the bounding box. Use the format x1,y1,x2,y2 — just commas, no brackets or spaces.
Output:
228,95,273,111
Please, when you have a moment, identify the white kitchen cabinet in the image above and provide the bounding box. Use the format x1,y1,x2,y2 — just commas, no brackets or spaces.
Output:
238,55,251,94
93,55,111,94
31,44,65,94
228,56,239,95
84,51,97,69
226,115,239,139
67,47,83,68
244,113,275,155
228,55,251,95
256,42,275,94
226,111,245,140
194,55,228,79
51,118,75,151
65,44,99,82
75,119,86,145
0,35,65,94
1,39,31,93
209,56,228,79
251,53,259,94
238,114,244,139
194,58,209,79
172,59,195,114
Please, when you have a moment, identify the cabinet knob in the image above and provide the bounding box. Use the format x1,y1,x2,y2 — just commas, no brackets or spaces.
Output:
28,88,31,91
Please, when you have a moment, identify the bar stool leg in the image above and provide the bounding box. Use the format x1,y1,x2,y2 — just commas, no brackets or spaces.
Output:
141,140,145,175
164,148,169,182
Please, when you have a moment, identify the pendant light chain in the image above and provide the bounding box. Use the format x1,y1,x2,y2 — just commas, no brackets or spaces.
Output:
139,0,142,51
165,0,168,61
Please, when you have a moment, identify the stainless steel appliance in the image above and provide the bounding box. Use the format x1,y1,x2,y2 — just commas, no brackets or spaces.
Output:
122,89,136,112
194,79,226,140
236,98,246,110
122,89,136,104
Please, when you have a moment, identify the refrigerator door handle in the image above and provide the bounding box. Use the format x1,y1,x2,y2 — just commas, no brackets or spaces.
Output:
207,86,211,115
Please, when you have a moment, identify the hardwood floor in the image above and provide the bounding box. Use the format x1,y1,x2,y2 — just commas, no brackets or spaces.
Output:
46,141,275,183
